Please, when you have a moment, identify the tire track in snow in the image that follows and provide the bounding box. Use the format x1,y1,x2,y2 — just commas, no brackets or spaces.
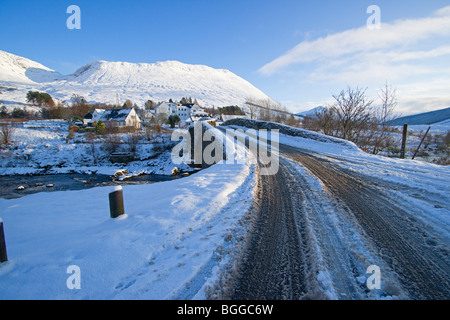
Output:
282,146,450,299
227,160,309,299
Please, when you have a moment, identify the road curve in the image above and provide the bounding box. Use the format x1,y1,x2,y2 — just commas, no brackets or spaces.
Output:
226,142,450,300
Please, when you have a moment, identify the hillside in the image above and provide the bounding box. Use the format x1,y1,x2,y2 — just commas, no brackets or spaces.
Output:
0,50,63,84
0,50,272,108
390,107,450,126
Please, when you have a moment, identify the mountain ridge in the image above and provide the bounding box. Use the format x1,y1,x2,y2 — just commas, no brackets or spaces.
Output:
0,50,272,108
390,107,450,126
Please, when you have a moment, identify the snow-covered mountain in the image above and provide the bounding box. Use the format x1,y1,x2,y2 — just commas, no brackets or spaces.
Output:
295,106,325,118
0,50,272,108
0,50,63,84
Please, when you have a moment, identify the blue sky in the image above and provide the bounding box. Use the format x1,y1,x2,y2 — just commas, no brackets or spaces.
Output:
1,0,450,114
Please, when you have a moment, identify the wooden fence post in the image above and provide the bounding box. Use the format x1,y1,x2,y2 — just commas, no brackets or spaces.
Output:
412,126,431,160
400,124,408,159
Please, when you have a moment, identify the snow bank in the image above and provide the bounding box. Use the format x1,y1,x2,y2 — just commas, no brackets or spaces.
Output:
222,118,359,150
0,134,257,299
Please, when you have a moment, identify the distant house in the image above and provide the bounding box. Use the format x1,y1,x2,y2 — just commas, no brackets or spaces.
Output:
98,108,141,129
176,105,191,121
92,109,106,123
154,101,208,123
141,109,155,124
83,112,93,126
189,104,203,113
184,103,208,121
154,102,177,118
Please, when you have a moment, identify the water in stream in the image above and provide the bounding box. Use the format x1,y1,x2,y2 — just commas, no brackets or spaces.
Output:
0,173,186,199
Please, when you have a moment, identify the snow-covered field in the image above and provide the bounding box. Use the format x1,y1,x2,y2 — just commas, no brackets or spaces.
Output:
0,127,257,299
405,119,450,134
0,120,192,176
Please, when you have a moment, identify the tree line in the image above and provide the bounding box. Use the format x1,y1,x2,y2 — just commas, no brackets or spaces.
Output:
0,92,137,121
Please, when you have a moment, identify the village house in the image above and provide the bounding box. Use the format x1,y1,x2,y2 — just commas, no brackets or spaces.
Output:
189,104,208,120
83,112,93,126
85,108,141,129
92,109,106,123
154,102,178,118
154,101,208,123
140,109,155,124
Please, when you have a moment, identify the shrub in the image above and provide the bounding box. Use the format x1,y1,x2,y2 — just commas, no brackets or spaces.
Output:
0,123,14,147
95,120,106,135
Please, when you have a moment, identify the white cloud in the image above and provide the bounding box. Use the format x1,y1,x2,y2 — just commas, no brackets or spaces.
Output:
259,6,450,115
435,6,450,17
258,6,450,76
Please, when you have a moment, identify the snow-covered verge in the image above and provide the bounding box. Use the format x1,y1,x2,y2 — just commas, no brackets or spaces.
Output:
224,118,449,191
222,118,357,148
280,129,449,203
0,128,258,299
224,117,450,165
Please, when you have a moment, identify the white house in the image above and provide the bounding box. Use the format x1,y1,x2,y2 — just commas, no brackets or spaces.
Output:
154,102,177,118
189,104,208,121
176,105,191,121
140,109,155,124
154,102,208,122
98,108,141,129
83,112,93,126
92,109,106,122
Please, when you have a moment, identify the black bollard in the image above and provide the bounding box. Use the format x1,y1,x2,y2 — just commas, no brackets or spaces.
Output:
0,219,7,263
109,186,125,218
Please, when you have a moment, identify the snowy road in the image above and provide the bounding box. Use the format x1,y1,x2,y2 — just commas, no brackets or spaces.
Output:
222,138,450,300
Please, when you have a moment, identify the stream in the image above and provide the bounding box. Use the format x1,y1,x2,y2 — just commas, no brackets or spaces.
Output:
0,173,186,199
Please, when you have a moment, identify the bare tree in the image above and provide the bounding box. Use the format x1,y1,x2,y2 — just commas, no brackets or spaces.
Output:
126,132,141,155
286,114,300,127
104,133,121,154
245,98,259,120
331,86,374,141
315,107,339,136
86,132,98,164
371,82,398,154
